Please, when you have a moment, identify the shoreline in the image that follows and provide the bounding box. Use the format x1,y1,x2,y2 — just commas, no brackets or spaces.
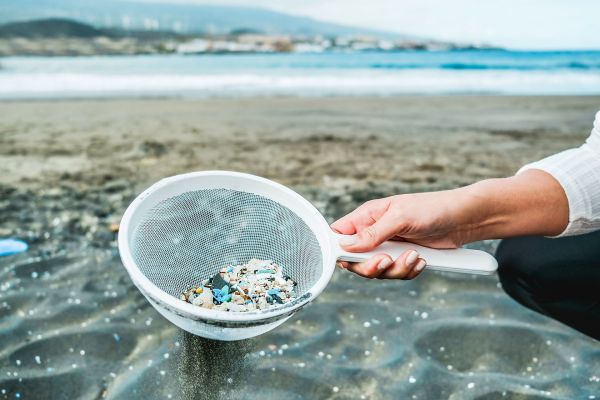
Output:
3,51,600,98
3,93,600,102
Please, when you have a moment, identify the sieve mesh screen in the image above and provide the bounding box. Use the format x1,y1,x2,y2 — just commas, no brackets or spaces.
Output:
130,189,323,300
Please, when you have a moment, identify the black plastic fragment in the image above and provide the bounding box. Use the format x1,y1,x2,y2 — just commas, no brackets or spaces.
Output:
271,293,285,304
211,272,230,292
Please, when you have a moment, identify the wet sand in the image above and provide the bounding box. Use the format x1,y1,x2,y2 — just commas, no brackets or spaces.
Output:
1,96,599,399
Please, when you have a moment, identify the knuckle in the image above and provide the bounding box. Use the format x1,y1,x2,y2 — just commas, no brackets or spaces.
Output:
356,201,372,213
398,268,413,280
358,261,379,278
360,226,379,246
363,199,376,208
387,206,404,220
395,262,412,279
366,266,380,278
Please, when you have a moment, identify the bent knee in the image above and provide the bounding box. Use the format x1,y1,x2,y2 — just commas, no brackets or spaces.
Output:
496,237,527,279
496,237,550,294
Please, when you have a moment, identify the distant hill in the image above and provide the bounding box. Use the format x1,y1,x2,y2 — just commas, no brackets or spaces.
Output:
0,18,188,40
0,0,407,39
0,18,105,38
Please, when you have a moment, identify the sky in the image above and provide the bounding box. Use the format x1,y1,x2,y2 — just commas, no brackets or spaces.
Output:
142,0,600,49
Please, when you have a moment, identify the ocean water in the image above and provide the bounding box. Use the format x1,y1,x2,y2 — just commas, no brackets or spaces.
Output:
0,50,599,98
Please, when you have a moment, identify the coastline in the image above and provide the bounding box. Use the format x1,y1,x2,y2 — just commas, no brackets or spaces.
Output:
3,51,600,99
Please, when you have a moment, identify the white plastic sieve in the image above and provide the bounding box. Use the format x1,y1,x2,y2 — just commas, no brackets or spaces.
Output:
118,171,497,341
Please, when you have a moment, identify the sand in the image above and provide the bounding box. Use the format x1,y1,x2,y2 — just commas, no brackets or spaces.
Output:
1,96,598,191
1,96,599,399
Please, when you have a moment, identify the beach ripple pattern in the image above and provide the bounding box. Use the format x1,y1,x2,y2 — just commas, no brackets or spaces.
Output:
0,187,599,400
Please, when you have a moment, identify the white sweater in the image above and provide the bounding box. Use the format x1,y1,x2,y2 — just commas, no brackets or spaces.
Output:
518,111,600,237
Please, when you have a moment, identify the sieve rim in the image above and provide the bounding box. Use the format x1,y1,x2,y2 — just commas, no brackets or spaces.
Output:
118,170,335,324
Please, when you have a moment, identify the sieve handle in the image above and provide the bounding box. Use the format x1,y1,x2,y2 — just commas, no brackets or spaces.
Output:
332,233,497,275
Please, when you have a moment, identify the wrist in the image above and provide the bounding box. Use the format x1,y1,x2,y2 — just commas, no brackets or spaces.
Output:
459,178,514,241
457,171,569,240
448,180,506,243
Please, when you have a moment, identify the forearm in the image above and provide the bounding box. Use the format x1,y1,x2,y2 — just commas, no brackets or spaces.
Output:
458,169,569,241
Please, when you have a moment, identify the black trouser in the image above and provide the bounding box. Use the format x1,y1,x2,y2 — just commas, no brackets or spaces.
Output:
496,231,600,340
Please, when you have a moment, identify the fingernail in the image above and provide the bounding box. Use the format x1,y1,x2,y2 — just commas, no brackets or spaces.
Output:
415,259,426,272
406,250,419,267
339,235,357,247
336,262,346,270
377,258,393,271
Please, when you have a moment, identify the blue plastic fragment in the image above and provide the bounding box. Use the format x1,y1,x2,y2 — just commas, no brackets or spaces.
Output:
212,285,234,304
0,239,28,257
267,288,280,295
257,269,275,274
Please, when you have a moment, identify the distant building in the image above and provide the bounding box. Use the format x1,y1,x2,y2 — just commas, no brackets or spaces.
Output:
176,39,209,53
293,43,325,53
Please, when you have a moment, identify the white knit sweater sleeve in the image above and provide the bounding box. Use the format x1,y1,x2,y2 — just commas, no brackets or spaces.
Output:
517,111,600,237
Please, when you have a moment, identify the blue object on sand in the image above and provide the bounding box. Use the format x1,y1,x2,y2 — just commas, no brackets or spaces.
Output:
0,239,28,256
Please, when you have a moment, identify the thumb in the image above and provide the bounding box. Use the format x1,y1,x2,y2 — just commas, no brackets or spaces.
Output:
339,211,402,252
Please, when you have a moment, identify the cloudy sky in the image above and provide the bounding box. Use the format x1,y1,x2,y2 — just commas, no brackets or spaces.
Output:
144,0,599,49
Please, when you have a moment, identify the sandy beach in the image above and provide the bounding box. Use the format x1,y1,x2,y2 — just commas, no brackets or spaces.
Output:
1,95,599,399
1,96,598,190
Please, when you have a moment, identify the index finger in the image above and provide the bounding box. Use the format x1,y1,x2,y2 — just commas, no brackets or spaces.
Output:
330,209,360,235
330,199,389,235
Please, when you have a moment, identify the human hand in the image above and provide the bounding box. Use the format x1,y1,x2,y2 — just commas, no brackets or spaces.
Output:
331,189,475,280
331,170,569,280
